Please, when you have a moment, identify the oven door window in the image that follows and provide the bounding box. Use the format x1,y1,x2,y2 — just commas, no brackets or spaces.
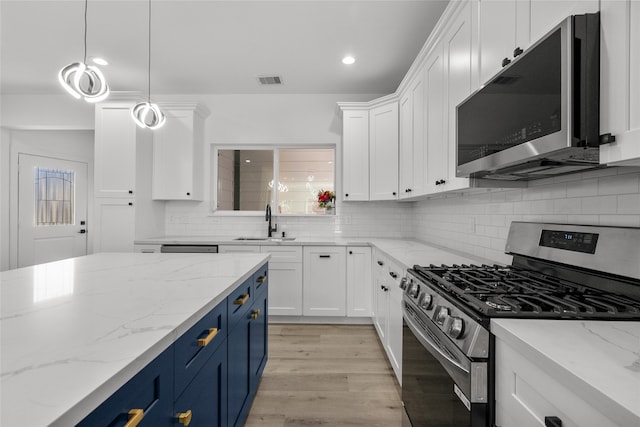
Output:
402,322,477,427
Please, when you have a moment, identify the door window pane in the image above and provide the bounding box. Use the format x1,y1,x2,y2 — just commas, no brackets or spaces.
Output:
34,167,75,226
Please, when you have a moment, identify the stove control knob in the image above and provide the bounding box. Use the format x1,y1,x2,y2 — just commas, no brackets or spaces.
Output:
408,282,420,299
448,317,464,339
435,306,449,325
418,293,433,310
399,277,409,290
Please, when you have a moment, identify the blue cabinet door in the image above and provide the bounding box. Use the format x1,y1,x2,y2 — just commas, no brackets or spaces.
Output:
249,288,268,395
76,349,174,427
173,340,228,427
227,311,251,427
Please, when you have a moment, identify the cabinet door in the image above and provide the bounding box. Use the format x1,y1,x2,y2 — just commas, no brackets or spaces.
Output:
346,246,372,317
342,109,370,201
227,313,251,427
425,43,447,194
369,102,399,201
410,73,426,197
249,290,268,394
399,92,414,199
600,0,640,166
77,350,173,427
373,273,389,344
479,0,517,85
529,0,599,44
386,261,404,383
94,103,137,198
261,246,302,315
303,246,347,316
94,199,135,252
443,1,474,191
152,109,200,201
174,342,228,427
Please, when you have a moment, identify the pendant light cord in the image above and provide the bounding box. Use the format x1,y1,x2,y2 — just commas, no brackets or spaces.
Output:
83,0,88,63
147,0,152,103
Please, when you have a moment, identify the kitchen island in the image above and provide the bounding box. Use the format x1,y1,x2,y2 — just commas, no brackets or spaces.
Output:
0,252,269,427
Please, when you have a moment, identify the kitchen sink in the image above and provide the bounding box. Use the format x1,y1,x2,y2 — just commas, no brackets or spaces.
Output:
233,237,296,241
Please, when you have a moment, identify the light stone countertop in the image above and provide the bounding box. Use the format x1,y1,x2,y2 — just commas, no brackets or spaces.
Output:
0,252,269,427
135,235,500,269
491,319,640,425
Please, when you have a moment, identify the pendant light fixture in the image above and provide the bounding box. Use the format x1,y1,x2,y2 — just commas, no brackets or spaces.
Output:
58,0,110,103
131,0,165,129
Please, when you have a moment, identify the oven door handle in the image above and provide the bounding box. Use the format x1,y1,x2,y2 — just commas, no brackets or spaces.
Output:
404,310,470,375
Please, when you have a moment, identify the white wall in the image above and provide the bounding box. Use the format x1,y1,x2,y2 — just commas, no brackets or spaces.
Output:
1,94,94,130
413,167,640,264
1,128,11,270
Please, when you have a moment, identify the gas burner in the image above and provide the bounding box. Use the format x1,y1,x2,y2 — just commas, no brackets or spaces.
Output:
485,298,512,312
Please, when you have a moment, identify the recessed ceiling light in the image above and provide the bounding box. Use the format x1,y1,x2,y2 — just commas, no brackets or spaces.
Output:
342,56,356,65
91,57,109,66
245,159,251,163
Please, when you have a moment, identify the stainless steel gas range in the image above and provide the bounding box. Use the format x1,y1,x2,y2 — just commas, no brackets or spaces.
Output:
400,222,640,427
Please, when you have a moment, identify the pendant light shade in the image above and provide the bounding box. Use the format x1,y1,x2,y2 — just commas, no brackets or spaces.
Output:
58,0,109,102
132,0,165,129
131,102,165,129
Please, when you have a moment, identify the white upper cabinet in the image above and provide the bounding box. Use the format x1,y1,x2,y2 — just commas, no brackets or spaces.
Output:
369,101,399,201
479,0,530,86
341,108,370,201
94,103,138,198
399,71,427,199
152,103,209,201
529,0,599,43
600,0,640,166
440,0,476,193
425,43,447,195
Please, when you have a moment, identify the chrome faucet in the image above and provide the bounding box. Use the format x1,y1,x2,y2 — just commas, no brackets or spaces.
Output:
265,204,277,237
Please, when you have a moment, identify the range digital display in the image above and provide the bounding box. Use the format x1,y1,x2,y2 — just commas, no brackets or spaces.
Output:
539,230,599,254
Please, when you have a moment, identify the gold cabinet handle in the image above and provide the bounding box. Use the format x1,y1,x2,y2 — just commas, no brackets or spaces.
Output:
256,274,267,283
251,309,261,320
176,409,192,426
124,409,144,427
197,328,219,347
233,294,249,305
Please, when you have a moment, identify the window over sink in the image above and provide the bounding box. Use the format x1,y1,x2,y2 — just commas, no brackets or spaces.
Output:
212,146,335,215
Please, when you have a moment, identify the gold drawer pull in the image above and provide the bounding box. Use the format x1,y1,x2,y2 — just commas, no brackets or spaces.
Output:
197,328,219,347
256,274,267,283
177,409,193,426
251,309,261,320
233,294,249,305
124,409,144,427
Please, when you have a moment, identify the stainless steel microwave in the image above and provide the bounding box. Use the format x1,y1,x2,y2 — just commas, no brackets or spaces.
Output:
456,13,601,181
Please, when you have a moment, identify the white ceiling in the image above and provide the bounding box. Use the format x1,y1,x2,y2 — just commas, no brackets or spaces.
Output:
0,0,449,96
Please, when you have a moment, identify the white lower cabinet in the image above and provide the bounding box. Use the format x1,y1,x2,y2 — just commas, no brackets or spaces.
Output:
495,336,619,427
346,246,373,317
94,199,135,252
303,246,347,316
372,249,404,383
261,246,303,316
134,244,162,253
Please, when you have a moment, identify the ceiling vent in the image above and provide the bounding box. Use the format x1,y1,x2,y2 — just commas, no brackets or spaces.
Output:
257,75,283,85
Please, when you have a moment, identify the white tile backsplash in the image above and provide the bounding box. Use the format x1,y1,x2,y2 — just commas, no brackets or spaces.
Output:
164,168,640,265
413,168,640,264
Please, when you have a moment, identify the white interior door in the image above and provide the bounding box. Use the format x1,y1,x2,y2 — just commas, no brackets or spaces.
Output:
18,154,88,268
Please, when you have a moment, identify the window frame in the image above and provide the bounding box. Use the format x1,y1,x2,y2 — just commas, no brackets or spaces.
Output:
210,144,336,217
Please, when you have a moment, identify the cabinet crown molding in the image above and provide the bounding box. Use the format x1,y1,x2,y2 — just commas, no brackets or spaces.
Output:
157,102,211,118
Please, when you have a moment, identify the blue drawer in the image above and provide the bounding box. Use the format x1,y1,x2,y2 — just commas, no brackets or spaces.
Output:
227,276,253,329
174,300,227,397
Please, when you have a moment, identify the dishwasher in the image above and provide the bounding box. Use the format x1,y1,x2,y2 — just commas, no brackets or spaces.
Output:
160,245,219,253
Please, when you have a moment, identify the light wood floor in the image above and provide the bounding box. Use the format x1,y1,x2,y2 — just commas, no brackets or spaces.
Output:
245,324,403,427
